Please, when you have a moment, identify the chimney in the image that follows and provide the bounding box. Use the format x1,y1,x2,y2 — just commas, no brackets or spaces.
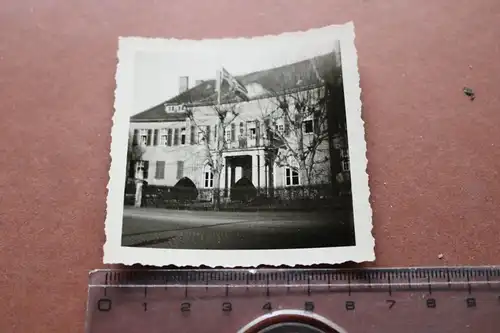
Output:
179,76,189,94
195,79,204,86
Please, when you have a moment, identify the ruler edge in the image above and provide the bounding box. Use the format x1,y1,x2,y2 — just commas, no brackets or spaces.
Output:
89,265,500,275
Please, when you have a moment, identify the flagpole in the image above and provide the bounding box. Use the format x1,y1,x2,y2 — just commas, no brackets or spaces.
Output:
216,68,221,106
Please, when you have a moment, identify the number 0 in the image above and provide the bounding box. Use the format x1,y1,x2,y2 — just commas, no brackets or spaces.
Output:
97,298,112,312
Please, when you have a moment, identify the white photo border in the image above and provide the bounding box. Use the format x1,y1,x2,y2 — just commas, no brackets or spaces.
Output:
103,22,374,267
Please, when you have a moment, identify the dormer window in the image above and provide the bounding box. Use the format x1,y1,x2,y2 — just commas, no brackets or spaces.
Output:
164,105,179,112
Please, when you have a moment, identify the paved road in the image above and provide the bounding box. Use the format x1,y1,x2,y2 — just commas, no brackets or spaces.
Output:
121,207,355,249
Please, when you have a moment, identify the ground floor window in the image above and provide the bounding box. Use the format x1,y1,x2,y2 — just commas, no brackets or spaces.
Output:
136,160,149,180
285,167,300,186
204,171,214,188
155,161,165,179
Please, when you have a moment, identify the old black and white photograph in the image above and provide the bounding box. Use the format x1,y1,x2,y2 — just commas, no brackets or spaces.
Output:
105,22,373,266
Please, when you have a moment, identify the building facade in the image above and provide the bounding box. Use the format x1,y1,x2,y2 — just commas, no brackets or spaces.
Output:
127,52,350,202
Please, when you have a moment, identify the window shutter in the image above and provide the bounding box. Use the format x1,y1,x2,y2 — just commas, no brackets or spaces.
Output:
284,117,290,136
128,161,135,178
255,120,260,143
313,117,319,135
143,161,149,179
132,129,139,145
176,161,184,179
230,123,235,142
147,129,153,146
174,129,179,145
263,119,270,140
155,161,165,179
153,129,159,146
206,126,211,144
239,122,244,136
214,125,217,143
167,129,172,146
190,126,196,145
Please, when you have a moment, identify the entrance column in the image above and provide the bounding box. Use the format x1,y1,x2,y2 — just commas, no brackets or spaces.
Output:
258,150,266,192
252,152,259,188
220,156,226,199
227,158,232,199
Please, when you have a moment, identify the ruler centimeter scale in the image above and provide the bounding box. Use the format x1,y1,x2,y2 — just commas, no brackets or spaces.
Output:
85,266,500,332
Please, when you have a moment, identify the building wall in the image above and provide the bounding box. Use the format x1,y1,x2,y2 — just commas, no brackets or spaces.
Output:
129,86,333,191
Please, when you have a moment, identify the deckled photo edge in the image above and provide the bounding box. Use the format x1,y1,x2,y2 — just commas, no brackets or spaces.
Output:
103,22,374,267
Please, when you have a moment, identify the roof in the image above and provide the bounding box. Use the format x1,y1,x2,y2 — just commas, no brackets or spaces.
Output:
131,51,340,122
130,110,188,123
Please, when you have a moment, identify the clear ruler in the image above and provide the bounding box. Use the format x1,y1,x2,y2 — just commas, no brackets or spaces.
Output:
85,266,500,332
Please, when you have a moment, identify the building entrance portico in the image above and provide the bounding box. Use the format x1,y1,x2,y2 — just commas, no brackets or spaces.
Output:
220,148,267,199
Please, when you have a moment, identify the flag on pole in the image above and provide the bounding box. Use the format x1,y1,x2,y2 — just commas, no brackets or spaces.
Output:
216,67,250,104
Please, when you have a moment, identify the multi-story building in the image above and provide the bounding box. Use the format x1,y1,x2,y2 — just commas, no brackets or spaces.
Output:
127,51,350,202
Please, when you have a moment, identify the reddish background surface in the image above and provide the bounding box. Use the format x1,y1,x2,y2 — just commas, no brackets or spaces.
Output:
0,0,499,332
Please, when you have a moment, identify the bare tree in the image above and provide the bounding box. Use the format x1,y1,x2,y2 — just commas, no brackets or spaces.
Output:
259,85,331,186
185,103,240,210
126,131,145,181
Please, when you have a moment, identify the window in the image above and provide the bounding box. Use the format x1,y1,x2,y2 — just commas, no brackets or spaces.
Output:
173,128,179,145
285,167,300,186
249,128,256,139
204,168,214,188
277,124,284,133
176,161,184,179
180,128,186,145
225,127,232,142
303,119,314,134
160,129,168,146
342,160,350,172
239,122,244,136
198,130,205,143
137,160,149,180
139,129,149,145
155,161,165,179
